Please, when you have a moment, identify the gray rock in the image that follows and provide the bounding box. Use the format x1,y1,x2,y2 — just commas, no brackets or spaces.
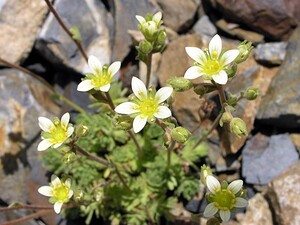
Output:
36,0,111,73
0,69,62,224
156,0,200,32
266,162,300,225
256,27,300,128
192,15,217,37
236,193,273,225
242,133,299,185
109,0,160,61
0,0,49,65
254,42,288,66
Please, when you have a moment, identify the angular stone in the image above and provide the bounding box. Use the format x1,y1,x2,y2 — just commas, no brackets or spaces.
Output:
242,133,299,185
256,27,300,128
0,0,49,65
192,15,217,37
36,0,111,73
0,69,61,224
254,42,288,66
156,0,200,32
209,0,300,40
266,162,300,225
110,0,159,61
237,193,273,225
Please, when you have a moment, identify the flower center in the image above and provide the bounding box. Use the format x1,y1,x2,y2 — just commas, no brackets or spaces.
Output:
52,183,70,203
91,72,110,88
212,189,236,211
138,98,158,118
202,59,222,76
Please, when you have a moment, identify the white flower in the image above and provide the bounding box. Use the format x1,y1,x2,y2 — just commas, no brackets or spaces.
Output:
204,175,248,222
38,112,74,151
77,55,121,92
38,175,73,214
115,77,173,133
136,12,163,41
184,34,239,85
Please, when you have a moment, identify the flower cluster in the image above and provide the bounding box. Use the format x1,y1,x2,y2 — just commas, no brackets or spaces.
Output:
38,175,73,214
38,113,74,151
184,34,239,85
204,175,248,222
115,77,173,133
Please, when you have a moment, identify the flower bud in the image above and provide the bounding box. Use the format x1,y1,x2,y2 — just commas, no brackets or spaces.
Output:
63,152,77,164
229,117,248,137
137,40,153,54
194,83,216,97
112,115,133,130
244,87,259,100
219,112,233,127
207,218,221,225
74,190,84,201
226,62,237,78
167,77,193,92
76,124,89,137
200,165,213,185
235,40,253,64
156,30,167,45
171,127,191,143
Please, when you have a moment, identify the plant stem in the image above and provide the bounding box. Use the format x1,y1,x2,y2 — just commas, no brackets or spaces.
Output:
74,144,109,167
167,140,175,169
145,52,153,88
0,57,86,114
0,203,78,212
128,130,143,158
1,209,51,225
114,164,131,192
44,0,88,62
105,92,115,110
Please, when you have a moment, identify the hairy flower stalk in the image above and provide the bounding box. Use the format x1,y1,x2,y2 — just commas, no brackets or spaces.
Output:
77,55,121,92
204,175,248,222
38,175,73,214
115,77,173,133
38,113,74,151
184,34,239,85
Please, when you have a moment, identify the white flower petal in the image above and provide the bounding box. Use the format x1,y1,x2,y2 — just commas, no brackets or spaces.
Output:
37,139,53,151
221,49,240,65
219,210,231,222
65,179,71,188
184,66,204,79
88,55,102,74
133,115,148,133
209,34,222,59
108,61,121,77
136,15,146,24
132,77,147,100
38,117,54,132
54,202,63,214
235,197,248,208
67,127,74,138
203,203,218,217
77,79,95,92
115,102,139,115
60,113,70,129
53,142,63,149
185,47,206,64
153,11,162,24
100,83,111,92
155,87,173,103
228,179,243,194
68,189,74,199
38,186,53,197
51,175,61,186
212,70,228,85
154,106,171,119
206,175,221,194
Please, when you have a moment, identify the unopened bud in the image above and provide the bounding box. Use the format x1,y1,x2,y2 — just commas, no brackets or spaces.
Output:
167,77,193,92
138,40,153,54
207,218,221,225
230,117,248,137
219,112,233,127
63,152,77,164
194,83,216,97
200,165,213,185
76,124,89,137
235,40,253,64
226,62,237,78
244,87,259,100
112,115,133,130
171,127,191,143
74,190,84,201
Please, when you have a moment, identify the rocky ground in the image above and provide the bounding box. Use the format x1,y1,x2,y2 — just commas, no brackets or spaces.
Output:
0,0,299,224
